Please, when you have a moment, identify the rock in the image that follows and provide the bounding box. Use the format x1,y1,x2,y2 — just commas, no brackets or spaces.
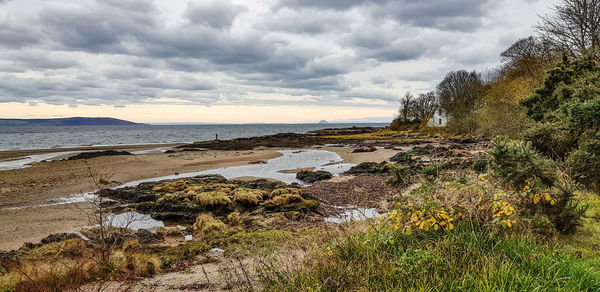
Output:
296,170,333,183
389,152,414,164
40,233,79,244
19,242,37,251
181,148,205,152
135,229,160,243
67,150,133,161
346,162,392,175
208,248,225,258
164,149,177,153
352,146,377,153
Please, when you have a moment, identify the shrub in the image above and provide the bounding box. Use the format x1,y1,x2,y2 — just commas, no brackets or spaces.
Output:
489,139,556,189
566,136,600,189
523,122,578,160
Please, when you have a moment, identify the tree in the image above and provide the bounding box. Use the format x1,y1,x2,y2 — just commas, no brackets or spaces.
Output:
399,92,414,121
436,70,485,134
535,0,600,56
500,36,557,79
411,91,438,122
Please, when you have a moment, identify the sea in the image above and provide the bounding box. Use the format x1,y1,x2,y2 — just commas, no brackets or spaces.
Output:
0,123,387,151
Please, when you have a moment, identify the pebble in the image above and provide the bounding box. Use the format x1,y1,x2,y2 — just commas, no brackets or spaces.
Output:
208,248,225,258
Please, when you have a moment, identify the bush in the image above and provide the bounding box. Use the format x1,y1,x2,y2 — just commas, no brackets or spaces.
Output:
489,139,556,189
523,122,578,160
566,136,600,189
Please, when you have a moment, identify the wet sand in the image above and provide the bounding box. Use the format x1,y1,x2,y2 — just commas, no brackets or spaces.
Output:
0,143,184,161
0,145,398,251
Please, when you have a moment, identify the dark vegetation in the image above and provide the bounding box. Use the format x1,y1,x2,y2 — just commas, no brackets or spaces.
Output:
66,150,133,161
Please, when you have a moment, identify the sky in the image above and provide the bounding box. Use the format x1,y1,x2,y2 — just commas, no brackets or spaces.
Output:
0,0,554,124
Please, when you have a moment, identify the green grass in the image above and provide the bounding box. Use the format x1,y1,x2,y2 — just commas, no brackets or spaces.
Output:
260,223,600,291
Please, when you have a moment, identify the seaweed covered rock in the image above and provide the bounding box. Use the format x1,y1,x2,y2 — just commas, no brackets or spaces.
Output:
67,150,133,160
264,188,318,211
389,152,414,164
296,170,333,183
346,162,393,175
40,233,80,245
352,146,377,153
233,188,268,206
100,175,321,227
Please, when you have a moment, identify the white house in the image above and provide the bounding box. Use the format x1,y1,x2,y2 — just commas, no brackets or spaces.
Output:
427,108,448,127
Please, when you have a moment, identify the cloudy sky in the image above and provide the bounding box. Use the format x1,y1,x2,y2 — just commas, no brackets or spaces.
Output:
0,0,553,123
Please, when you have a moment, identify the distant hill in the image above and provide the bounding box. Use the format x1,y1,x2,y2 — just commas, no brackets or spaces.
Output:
318,120,329,124
0,117,146,126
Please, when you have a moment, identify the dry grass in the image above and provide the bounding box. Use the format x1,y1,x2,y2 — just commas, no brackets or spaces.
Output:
233,188,267,206
194,191,232,207
194,213,228,236
270,188,303,197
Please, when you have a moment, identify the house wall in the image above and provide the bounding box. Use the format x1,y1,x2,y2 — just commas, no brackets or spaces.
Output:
427,109,448,127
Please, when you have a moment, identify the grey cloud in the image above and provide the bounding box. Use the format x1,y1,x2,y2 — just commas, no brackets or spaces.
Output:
260,8,351,35
371,0,494,32
276,0,385,10
184,0,247,29
0,20,41,48
0,0,540,109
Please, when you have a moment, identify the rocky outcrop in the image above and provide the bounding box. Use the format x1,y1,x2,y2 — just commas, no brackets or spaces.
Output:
296,170,333,183
352,146,377,153
99,175,321,226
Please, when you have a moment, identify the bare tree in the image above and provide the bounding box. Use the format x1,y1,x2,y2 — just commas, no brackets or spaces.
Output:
398,92,414,121
411,91,438,122
437,70,485,134
535,0,600,55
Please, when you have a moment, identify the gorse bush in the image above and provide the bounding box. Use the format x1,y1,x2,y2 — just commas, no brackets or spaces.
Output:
489,139,556,189
489,139,588,234
523,122,579,160
521,56,600,190
566,135,600,189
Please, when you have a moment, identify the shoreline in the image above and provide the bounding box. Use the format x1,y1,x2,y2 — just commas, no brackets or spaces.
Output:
0,144,398,251
0,143,185,162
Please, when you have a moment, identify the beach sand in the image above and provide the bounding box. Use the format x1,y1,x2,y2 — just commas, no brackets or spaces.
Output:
0,145,398,250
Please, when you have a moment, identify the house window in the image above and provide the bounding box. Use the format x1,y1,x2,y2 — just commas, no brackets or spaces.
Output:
438,109,442,115
439,119,442,125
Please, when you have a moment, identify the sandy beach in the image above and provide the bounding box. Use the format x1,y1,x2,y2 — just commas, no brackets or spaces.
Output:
0,145,397,250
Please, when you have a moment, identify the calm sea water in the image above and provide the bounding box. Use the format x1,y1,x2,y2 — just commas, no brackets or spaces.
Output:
0,123,387,151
